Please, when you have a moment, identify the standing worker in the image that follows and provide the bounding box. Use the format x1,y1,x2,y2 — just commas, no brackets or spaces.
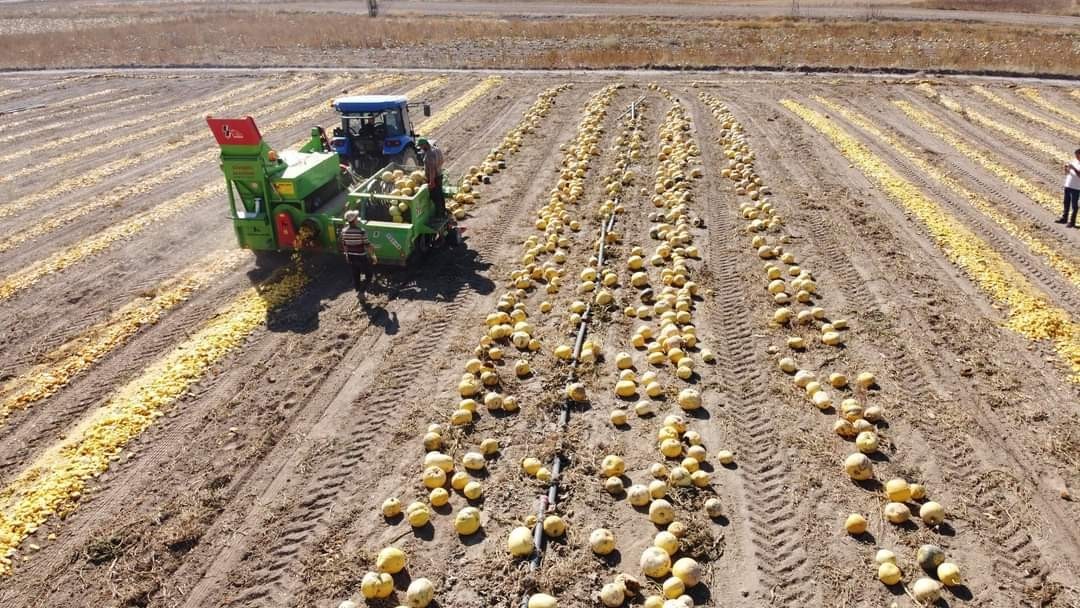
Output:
341,210,376,295
1059,148,1080,228
418,137,446,219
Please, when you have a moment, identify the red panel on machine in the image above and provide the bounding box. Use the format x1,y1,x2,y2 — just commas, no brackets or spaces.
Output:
274,212,296,248
206,116,262,146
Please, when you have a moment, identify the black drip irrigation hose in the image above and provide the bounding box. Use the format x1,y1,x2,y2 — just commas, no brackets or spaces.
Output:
520,98,642,608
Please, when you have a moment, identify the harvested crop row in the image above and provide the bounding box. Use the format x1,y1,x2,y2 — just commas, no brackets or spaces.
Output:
894,98,1060,212
917,84,1064,163
972,85,1079,140
271,74,408,134
705,92,964,604
403,75,450,100
1017,87,1080,128
0,182,219,302
0,265,309,573
0,79,268,178
334,84,621,608
0,74,334,221
0,249,248,424
487,84,625,606
0,75,407,302
529,91,653,606
0,76,366,255
783,99,1080,380
0,88,122,141
813,95,1080,292
448,83,573,221
569,87,726,608
417,76,502,134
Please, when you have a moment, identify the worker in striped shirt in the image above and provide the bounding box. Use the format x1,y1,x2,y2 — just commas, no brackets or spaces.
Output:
341,209,375,294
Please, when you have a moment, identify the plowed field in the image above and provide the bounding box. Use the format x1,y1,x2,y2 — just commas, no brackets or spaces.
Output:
0,70,1078,608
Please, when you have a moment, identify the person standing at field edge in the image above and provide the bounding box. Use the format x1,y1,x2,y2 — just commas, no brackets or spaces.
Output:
341,210,375,295
418,137,446,219
1058,147,1080,228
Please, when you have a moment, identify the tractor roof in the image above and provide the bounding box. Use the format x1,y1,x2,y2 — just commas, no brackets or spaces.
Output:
333,94,408,114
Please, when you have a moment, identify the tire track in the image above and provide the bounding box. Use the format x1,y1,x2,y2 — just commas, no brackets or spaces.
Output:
0,282,241,481
745,92,1077,603
893,92,1061,209
887,148,1080,314
225,289,476,607
971,85,1079,142
944,161,1078,241
736,93,1037,605
940,95,1063,186
884,91,1080,241
0,91,147,145
689,93,817,606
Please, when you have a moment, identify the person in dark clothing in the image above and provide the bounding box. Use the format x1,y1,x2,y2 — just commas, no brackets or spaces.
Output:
341,210,375,294
1058,148,1080,228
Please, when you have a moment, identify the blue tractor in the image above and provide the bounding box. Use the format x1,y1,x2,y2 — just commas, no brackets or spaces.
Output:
330,95,431,177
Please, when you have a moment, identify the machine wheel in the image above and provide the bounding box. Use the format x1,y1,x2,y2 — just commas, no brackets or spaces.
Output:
394,146,419,169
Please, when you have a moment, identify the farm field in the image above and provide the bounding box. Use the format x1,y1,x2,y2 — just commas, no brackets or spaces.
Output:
0,68,1079,608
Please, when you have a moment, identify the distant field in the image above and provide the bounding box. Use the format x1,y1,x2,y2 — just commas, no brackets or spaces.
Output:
0,11,1075,75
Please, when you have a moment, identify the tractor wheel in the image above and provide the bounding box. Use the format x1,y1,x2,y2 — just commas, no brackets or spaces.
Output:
394,146,419,169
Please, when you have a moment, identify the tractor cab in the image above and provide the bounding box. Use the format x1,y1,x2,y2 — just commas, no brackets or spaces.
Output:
330,95,431,177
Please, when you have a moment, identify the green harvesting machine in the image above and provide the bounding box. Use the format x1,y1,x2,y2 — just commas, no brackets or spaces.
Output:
206,114,460,266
